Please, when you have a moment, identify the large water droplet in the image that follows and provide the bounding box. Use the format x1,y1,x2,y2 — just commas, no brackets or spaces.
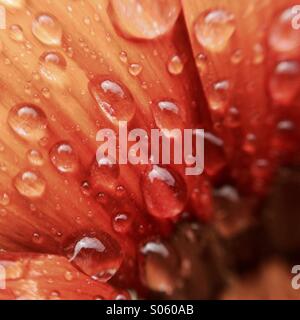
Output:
194,9,236,52
109,0,181,40
269,7,300,55
50,142,79,174
141,165,187,219
269,60,300,106
14,170,46,199
151,100,185,135
139,239,178,294
32,13,62,46
64,232,123,282
89,157,120,191
89,76,136,123
8,103,48,142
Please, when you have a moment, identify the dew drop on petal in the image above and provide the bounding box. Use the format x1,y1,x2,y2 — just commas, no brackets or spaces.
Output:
65,232,123,282
112,212,132,234
32,13,62,46
27,149,44,166
269,7,300,55
50,142,79,174
269,60,300,106
8,103,48,142
109,0,181,40
167,55,184,75
89,157,120,191
194,9,236,52
0,192,10,206
141,165,187,219
0,0,25,9
88,75,136,123
9,25,24,42
128,63,143,76
14,170,46,199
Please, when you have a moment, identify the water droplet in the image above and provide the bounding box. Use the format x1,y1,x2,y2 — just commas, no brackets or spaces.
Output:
39,51,67,86
27,149,44,166
119,51,128,63
65,232,123,282
269,7,300,55
8,103,48,142
167,55,184,75
139,239,178,294
0,192,10,206
89,75,136,123
89,158,120,191
32,13,62,46
231,49,243,64
209,80,230,113
194,9,236,52
50,142,79,174
0,0,25,9
9,25,24,42
128,63,142,76
195,53,207,73
252,43,264,65
269,60,300,106
151,100,184,134
224,106,240,128
141,165,187,218
14,170,46,199
112,212,132,234
64,271,73,281
243,133,256,154
109,0,181,40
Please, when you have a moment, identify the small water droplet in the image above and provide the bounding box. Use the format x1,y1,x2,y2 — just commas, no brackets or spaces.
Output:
112,212,132,234
252,43,264,65
89,75,136,123
27,149,44,166
0,192,10,206
194,9,236,52
141,165,187,218
8,103,48,142
128,63,143,76
231,49,243,64
9,25,24,42
119,51,128,63
14,170,46,199
50,142,79,174
32,13,62,46
167,55,184,75
209,80,230,113
64,232,123,282
109,0,181,40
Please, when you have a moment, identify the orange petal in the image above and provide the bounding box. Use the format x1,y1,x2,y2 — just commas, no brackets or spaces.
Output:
0,252,119,300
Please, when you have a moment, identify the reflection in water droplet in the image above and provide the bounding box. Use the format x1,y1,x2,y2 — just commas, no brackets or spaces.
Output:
109,0,181,40
8,103,48,142
32,13,62,46
65,232,123,282
14,170,46,199
194,9,236,52
269,60,300,106
89,75,136,123
50,142,79,174
141,165,187,218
